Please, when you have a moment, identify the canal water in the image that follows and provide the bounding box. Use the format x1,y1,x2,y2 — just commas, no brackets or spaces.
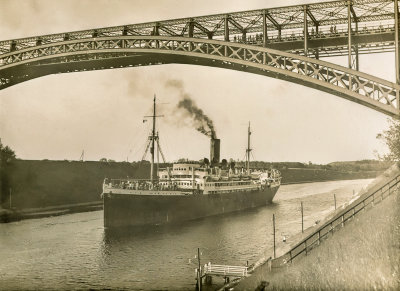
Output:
0,179,372,290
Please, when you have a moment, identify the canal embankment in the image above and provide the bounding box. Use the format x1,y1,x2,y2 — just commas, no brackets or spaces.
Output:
0,201,103,222
229,164,400,290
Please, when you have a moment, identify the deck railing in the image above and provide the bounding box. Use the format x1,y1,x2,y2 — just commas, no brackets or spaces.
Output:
277,173,400,265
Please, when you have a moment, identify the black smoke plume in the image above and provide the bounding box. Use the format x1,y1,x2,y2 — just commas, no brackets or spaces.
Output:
165,79,217,139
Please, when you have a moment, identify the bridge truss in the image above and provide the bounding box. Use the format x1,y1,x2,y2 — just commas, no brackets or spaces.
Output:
0,0,399,116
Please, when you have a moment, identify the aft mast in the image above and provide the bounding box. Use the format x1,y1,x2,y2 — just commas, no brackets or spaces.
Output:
246,122,252,175
150,95,156,182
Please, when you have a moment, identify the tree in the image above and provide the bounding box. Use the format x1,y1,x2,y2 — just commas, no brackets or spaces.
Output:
0,139,16,207
376,119,400,161
0,139,16,163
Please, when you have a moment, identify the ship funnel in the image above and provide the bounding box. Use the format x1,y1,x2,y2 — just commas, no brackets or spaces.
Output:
210,138,220,166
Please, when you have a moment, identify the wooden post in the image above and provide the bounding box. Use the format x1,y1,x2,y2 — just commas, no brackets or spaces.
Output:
9,188,12,209
395,0,399,109
301,201,304,233
305,240,308,255
197,248,202,291
273,214,276,259
334,193,337,210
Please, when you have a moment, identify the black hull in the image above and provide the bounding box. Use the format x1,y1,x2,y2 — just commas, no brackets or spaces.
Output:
103,186,279,228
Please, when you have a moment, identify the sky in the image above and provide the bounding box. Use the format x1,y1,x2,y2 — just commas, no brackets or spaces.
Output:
0,0,395,164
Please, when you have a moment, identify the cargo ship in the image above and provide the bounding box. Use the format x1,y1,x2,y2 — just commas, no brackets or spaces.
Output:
102,96,281,228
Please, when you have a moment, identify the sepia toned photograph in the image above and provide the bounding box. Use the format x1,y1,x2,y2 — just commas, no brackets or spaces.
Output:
0,0,399,290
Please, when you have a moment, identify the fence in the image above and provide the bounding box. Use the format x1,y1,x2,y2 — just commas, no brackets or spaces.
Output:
203,263,248,277
275,174,400,266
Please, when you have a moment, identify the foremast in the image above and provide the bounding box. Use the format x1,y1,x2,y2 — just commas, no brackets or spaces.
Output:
143,95,164,182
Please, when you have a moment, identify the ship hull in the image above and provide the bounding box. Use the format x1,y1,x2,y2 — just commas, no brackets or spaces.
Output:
103,186,279,228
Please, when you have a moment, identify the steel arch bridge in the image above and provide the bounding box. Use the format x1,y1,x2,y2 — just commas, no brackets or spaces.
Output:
0,0,399,117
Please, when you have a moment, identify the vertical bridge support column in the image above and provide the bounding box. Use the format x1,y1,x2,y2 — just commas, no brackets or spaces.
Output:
304,6,308,57
188,19,194,51
304,6,309,76
347,0,353,90
395,0,400,109
242,30,247,44
153,23,160,49
355,22,359,71
263,10,268,47
188,19,194,38
224,15,230,41
153,23,160,36
315,25,319,60
224,15,229,57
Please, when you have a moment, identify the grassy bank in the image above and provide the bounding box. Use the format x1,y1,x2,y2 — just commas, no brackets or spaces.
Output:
236,188,400,290
279,167,378,184
1,160,151,209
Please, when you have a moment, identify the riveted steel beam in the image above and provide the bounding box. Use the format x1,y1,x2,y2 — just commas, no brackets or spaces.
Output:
265,13,281,30
306,10,319,26
228,17,244,32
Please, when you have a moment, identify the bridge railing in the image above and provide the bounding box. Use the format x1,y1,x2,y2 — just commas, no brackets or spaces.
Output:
0,22,396,56
277,173,400,266
0,0,397,55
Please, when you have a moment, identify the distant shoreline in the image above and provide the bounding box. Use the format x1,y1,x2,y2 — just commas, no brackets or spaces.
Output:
281,177,373,185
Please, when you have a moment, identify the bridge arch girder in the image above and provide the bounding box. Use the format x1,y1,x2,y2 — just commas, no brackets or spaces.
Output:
0,36,398,117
